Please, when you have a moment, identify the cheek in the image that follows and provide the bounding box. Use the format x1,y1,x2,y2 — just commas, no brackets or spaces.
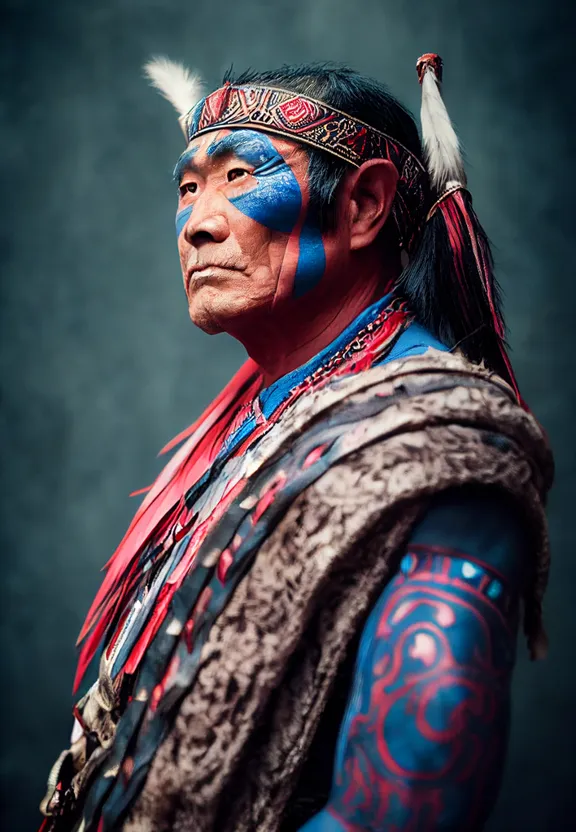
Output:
233,215,275,262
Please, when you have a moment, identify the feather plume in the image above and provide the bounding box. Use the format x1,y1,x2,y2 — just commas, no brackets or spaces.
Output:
419,58,466,193
143,56,204,117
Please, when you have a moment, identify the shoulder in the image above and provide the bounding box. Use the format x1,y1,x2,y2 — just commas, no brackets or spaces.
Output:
409,484,528,584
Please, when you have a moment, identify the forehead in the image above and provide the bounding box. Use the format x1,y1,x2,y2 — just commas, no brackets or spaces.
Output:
174,128,307,178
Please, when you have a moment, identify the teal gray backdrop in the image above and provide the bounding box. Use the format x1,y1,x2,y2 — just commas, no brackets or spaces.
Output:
1,0,574,829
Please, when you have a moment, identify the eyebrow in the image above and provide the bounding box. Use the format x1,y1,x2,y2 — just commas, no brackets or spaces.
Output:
207,132,274,168
172,146,201,184
173,138,245,184
173,131,277,183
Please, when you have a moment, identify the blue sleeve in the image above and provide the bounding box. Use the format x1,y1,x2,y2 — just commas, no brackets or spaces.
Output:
299,486,525,832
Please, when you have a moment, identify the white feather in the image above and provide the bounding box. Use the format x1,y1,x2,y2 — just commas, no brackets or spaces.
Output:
420,67,466,192
143,56,204,117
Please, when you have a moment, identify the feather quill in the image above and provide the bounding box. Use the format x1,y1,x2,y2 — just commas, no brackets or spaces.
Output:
418,57,466,193
143,56,204,118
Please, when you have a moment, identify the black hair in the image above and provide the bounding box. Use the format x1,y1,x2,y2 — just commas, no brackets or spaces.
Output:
223,62,515,387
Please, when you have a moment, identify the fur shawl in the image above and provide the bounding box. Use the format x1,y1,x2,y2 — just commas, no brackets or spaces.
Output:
121,351,552,832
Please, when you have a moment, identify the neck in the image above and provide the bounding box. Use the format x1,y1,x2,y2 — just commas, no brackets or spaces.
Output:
229,263,396,387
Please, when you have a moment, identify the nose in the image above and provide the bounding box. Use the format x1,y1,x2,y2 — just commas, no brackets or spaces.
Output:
183,189,230,247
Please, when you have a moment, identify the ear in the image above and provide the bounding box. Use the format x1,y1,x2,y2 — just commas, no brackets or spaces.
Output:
343,159,399,251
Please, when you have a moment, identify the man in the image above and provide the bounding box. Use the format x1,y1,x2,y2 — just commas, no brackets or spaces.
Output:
41,55,552,831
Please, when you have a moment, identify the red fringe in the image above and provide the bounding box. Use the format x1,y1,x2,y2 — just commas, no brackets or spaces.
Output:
74,359,261,692
439,191,522,404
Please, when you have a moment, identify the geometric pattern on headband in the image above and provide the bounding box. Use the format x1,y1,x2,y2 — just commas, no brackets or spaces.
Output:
184,84,430,251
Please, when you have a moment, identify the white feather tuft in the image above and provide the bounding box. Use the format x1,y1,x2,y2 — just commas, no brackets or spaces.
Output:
144,56,204,118
420,67,466,193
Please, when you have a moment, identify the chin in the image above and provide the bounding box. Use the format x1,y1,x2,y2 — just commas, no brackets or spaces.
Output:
187,287,272,337
187,283,249,335
187,303,224,335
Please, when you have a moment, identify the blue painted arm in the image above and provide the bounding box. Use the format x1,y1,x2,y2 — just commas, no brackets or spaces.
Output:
299,486,526,832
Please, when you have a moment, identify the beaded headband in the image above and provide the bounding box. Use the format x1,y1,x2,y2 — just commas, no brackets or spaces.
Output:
144,54,468,251
184,83,428,251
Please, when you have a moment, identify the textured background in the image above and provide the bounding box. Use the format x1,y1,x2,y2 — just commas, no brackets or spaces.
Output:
1,0,574,829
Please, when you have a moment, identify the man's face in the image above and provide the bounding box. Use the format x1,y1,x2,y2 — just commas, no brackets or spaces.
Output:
174,129,343,334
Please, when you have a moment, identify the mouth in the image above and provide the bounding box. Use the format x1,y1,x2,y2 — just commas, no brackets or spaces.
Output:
185,264,240,292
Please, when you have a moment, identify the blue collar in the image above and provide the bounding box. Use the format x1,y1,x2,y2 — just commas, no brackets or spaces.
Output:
258,291,395,418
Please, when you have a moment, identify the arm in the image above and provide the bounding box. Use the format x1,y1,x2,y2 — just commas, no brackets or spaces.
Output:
300,486,526,832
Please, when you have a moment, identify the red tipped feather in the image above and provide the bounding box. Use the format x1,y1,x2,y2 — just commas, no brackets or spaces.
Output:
74,359,261,693
439,193,522,403
158,359,260,456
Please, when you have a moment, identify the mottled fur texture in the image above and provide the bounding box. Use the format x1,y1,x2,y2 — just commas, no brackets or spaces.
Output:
124,351,552,832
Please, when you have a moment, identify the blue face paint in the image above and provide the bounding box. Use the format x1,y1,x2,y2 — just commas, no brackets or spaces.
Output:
174,145,200,239
173,145,200,185
175,205,193,238
293,214,326,298
175,129,327,296
206,131,302,233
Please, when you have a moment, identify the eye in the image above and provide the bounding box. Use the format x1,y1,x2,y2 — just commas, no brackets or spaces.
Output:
227,168,249,182
179,181,197,197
